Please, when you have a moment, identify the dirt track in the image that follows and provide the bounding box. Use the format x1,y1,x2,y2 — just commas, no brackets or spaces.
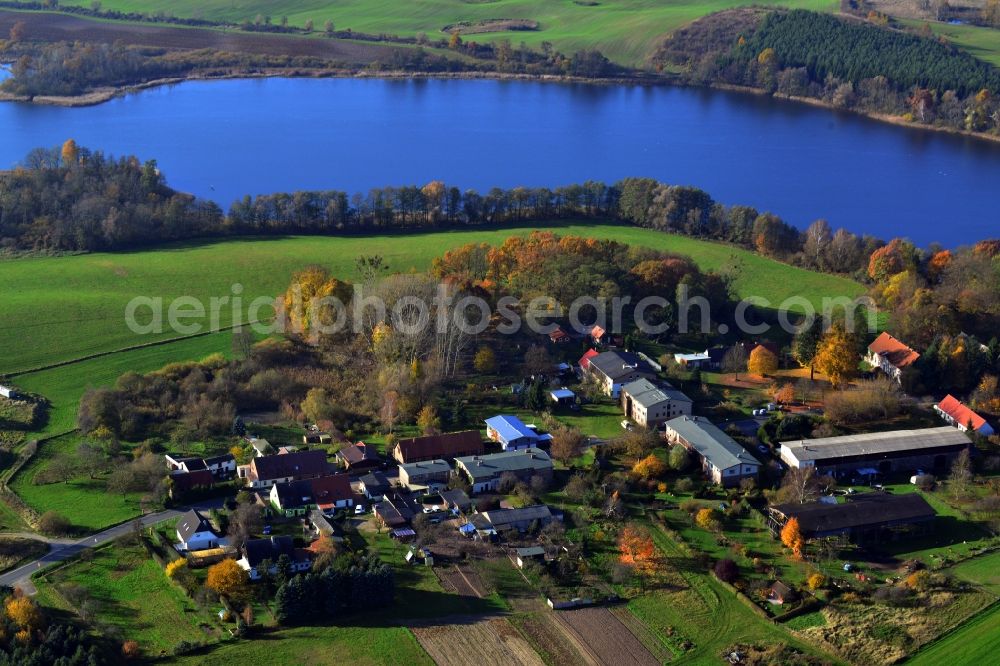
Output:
0,10,405,64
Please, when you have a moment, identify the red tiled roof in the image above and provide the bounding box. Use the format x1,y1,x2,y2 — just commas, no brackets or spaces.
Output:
869,332,920,369
578,348,599,369
170,469,214,491
310,473,354,504
394,431,484,463
591,325,606,340
937,395,988,431
549,326,570,342
249,450,329,482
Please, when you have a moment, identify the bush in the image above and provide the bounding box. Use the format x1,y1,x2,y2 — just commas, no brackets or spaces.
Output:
807,573,827,590
37,510,72,535
714,558,739,583
122,640,141,660
165,559,187,578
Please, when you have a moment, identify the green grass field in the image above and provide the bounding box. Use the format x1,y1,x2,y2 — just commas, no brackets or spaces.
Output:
34,542,223,655
9,432,145,530
0,223,864,376
907,602,1000,666
55,0,838,67
900,18,1000,67
628,520,837,663
168,625,433,666
949,551,1000,595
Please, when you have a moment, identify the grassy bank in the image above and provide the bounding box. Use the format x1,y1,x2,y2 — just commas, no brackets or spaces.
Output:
54,0,838,67
0,223,864,376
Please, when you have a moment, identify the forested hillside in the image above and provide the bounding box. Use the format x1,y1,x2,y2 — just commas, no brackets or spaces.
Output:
735,10,1000,96
658,9,1000,135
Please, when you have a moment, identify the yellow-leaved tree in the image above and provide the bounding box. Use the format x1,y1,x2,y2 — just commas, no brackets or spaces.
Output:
283,266,352,338
205,558,249,599
632,454,668,480
61,138,79,166
814,324,859,388
747,346,778,377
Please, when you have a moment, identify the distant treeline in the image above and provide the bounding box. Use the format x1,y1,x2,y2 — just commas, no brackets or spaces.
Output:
658,9,1000,135
2,145,885,280
0,6,620,97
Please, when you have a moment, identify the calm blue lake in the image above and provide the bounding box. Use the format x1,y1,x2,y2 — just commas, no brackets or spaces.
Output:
2,76,999,245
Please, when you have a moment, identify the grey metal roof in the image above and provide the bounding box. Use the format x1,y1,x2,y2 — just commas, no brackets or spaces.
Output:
665,416,759,471
399,459,452,476
176,509,215,543
480,505,553,528
780,427,969,463
455,448,553,482
588,351,653,381
622,378,691,409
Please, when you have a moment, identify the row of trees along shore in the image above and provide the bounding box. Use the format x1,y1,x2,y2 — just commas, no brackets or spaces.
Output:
2,143,998,335
3,143,876,275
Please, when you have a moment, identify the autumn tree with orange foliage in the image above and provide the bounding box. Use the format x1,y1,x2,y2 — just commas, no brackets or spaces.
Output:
927,250,953,282
618,525,661,588
632,454,668,480
747,346,778,377
867,238,917,283
781,517,805,560
206,558,249,599
773,383,795,405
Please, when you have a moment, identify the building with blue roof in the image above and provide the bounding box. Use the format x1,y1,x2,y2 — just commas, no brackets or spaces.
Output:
485,415,550,451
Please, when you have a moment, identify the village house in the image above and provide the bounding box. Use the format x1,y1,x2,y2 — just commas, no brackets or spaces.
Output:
175,509,223,551
767,492,936,544
578,348,600,372
392,430,484,464
440,488,473,514
335,441,382,474
455,448,554,494
779,426,970,477
473,505,557,535
935,394,995,437
549,388,576,406
310,473,355,514
169,468,215,497
246,436,275,457
398,459,452,491
269,479,314,517
238,536,311,580
375,491,419,528
587,324,610,346
583,350,656,397
768,581,798,605
513,546,546,568
621,378,693,428
664,416,760,487
203,453,237,478
238,449,331,489
548,326,571,344
0,385,19,400
673,351,713,369
866,331,920,382
485,414,552,451
359,470,392,501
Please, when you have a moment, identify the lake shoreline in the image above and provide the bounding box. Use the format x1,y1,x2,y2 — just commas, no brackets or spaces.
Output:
3,66,999,145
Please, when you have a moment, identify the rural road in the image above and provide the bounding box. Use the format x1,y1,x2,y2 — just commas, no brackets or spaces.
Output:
0,499,224,593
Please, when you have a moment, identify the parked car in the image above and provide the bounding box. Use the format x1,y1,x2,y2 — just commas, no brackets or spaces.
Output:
354,504,366,515
620,420,634,431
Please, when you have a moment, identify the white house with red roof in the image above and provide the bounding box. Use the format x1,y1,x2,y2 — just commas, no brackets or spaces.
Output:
935,395,995,437
866,332,920,382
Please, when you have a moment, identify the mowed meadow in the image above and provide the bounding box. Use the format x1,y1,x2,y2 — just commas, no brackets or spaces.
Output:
56,0,837,66
0,223,865,375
